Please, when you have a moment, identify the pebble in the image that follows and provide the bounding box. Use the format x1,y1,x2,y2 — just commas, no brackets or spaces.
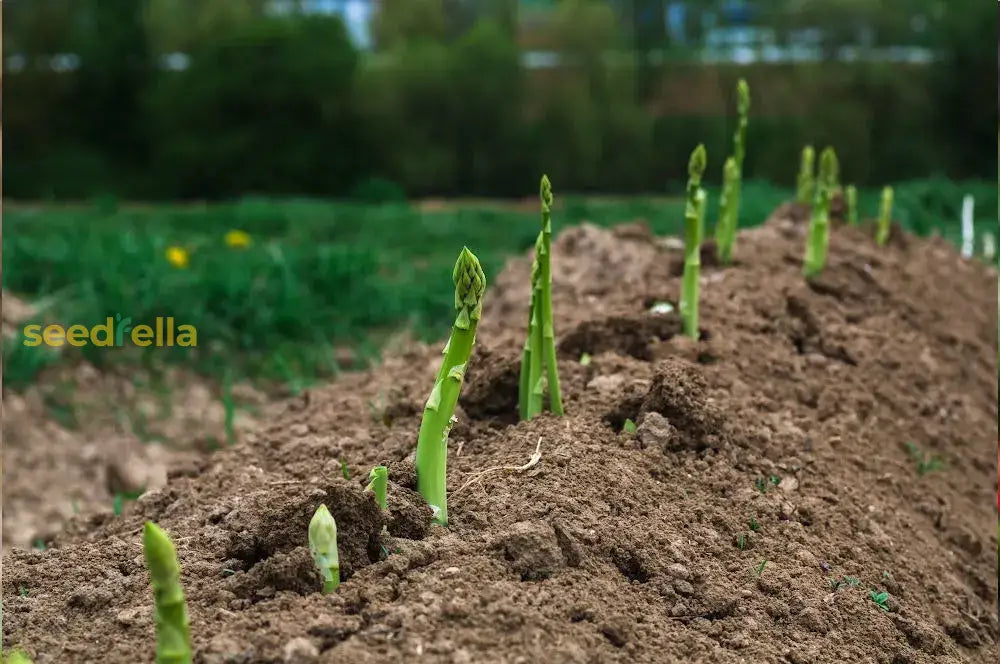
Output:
290,423,310,437
674,580,695,596
796,549,818,566
586,374,626,394
283,637,318,663
666,563,691,580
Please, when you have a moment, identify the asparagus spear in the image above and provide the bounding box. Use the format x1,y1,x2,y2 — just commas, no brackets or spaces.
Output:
415,247,486,525
366,465,388,511
680,144,707,340
846,184,858,226
803,147,839,278
715,156,739,264
142,522,192,664
308,504,340,593
526,235,545,419
796,145,815,205
538,175,564,416
519,249,541,420
876,186,894,246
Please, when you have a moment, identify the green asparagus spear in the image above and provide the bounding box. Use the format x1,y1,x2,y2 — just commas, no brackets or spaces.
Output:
367,466,388,511
524,235,545,420
142,522,192,664
415,247,486,525
796,146,815,205
803,147,839,278
846,184,858,226
308,504,340,593
680,144,707,340
876,186,893,246
538,175,564,415
517,278,536,420
715,156,739,264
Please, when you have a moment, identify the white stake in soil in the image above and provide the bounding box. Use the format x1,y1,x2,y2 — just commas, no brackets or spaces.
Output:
960,194,974,259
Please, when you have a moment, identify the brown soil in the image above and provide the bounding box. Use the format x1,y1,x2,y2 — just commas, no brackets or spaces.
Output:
1,291,265,548
3,209,998,663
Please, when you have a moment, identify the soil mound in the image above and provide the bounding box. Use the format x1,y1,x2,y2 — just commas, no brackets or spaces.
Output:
3,210,998,663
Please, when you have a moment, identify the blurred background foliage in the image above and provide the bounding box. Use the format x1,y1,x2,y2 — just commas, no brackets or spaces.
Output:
4,0,995,200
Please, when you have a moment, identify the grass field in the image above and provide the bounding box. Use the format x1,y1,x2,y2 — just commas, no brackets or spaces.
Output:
3,178,994,391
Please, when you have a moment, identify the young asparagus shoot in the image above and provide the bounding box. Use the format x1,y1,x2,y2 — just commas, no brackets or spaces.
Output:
876,186,894,246
803,147,839,278
367,465,388,511
716,79,749,264
519,176,564,420
522,238,545,420
680,144,708,340
517,262,538,420
538,175,564,416
416,247,486,525
142,521,192,664
846,184,858,226
308,504,340,593
715,156,739,264
796,146,815,204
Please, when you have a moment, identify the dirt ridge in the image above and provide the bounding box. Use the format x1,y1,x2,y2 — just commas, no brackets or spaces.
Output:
3,210,998,663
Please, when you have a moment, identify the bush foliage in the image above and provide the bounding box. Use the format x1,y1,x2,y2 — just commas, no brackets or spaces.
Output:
3,0,994,199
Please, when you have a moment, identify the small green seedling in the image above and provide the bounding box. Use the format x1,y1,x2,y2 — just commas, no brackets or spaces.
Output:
113,488,145,516
803,146,839,278
735,533,747,550
308,504,340,593
796,146,815,204
876,186,893,246
755,559,768,577
579,352,592,366
367,466,388,511
769,475,781,487
845,184,858,226
749,516,759,532
754,477,767,494
829,575,860,591
680,144,708,340
416,247,486,525
340,460,350,480
904,442,945,476
142,521,192,664
622,418,637,434
5,651,34,664
870,590,890,611
519,175,563,420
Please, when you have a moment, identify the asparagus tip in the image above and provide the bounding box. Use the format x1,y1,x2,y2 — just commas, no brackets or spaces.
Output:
540,174,553,209
737,78,750,111
142,521,177,579
819,147,838,184
689,144,707,178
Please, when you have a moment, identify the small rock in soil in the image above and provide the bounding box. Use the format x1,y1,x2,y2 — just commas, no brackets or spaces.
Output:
283,637,319,664
498,521,565,581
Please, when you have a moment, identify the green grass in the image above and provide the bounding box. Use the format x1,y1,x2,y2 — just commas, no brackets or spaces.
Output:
3,178,993,390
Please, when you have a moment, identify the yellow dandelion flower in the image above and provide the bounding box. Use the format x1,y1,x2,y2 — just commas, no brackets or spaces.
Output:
224,230,252,249
165,246,190,269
